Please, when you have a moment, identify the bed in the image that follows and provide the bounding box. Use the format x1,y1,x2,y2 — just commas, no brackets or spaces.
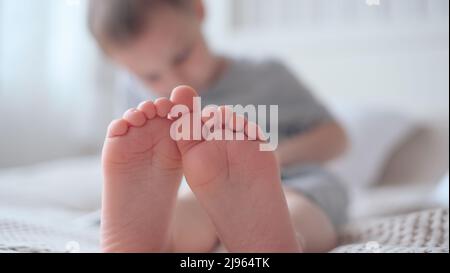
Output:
0,107,448,253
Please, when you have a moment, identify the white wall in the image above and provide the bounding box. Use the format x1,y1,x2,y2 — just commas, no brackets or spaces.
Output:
204,0,449,120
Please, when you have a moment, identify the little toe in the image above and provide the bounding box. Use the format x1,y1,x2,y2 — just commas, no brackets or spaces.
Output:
107,119,129,138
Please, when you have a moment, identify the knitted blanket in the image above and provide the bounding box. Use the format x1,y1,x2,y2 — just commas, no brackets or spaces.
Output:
0,208,448,253
334,208,449,253
0,209,99,253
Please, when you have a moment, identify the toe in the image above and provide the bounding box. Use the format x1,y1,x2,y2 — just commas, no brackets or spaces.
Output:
123,109,147,127
229,114,247,132
218,106,233,125
245,121,268,141
201,105,220,124
138,101,157,120
154,98,174,118
201,106,221,135
217,106,246,132
170,85,199,112
107,119,129,138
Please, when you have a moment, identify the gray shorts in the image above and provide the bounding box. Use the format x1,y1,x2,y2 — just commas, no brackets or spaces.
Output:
282,166,349,229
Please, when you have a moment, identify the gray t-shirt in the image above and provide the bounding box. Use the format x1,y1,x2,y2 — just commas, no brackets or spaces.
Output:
124,58,333,142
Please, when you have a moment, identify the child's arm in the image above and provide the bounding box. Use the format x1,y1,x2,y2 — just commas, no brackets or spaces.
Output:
275,121,348,168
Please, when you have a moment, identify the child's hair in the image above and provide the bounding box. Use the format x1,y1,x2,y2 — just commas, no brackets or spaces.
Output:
88,0,192,51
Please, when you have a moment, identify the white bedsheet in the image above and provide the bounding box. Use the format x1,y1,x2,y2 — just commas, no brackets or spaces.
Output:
0,156,448,253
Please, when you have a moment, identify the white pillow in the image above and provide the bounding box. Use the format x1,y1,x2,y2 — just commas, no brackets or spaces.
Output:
0,156,102,211
432,173,449,207
327,106,417,188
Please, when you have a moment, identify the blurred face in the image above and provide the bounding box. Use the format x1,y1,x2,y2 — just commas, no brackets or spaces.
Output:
109,3,216,97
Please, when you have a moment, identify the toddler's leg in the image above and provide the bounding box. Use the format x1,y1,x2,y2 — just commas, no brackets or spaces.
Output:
170,192,219,252
284,189,338,252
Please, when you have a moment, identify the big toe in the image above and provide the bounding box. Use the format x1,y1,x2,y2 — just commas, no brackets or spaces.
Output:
170,85,199,112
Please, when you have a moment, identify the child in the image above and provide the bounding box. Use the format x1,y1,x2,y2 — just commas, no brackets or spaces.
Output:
89,0,349,253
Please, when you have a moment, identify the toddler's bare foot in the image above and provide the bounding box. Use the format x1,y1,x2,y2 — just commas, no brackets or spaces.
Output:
101,99,182,252
171,86,301,253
